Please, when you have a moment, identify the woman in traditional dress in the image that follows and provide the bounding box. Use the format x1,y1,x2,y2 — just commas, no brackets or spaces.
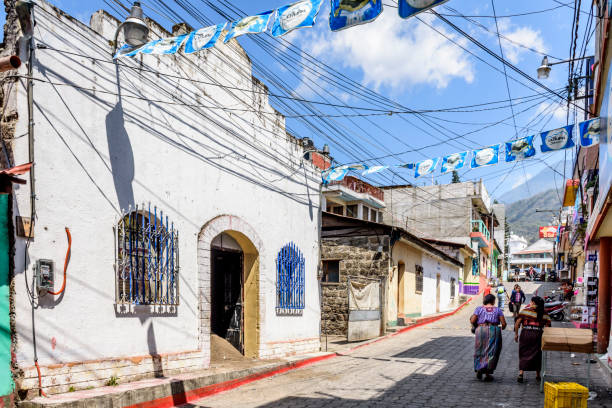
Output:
470,294,507,382
514,296,551,383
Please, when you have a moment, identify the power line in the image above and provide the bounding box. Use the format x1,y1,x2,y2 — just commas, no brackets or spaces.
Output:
491,0,519,140
431,10,588,114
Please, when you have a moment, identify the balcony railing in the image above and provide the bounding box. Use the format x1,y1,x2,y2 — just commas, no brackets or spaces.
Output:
327,176,384,202
471,220,491,242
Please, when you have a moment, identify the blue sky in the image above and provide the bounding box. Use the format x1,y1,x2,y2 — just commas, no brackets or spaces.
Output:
6,0,593,199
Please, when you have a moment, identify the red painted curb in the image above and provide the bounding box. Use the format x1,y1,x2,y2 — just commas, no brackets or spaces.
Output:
124,354,336,408
128,295,477,408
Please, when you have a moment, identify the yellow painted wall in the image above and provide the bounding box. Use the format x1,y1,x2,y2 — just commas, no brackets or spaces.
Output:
227,231,260,358
392,242,423,317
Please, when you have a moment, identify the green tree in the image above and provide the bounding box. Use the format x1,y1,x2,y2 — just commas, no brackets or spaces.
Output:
451,170,460,183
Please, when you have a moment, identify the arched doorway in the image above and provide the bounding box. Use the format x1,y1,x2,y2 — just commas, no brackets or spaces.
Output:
211,233,244,353
198,216,262,360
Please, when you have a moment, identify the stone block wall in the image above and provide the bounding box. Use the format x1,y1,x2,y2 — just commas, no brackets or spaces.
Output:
321,236,390,335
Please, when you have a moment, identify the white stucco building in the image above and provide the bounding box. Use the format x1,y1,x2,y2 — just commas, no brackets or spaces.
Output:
509,234,529,255
2,0,323,396
510,239,555,273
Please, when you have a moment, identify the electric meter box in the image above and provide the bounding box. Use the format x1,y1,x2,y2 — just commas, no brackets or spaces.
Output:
36,259,54,292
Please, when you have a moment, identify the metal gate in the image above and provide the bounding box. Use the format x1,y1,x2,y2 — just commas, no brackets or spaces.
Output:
347,276,382,342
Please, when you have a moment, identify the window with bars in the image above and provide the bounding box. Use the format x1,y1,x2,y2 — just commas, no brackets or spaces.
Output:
116,205,179,306
276,242,305,311
450,278,456,298
415,264,423,293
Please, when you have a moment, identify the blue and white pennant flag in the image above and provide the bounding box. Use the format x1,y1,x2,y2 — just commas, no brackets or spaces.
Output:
540,125,575,152
440,152,467,174
471,145,500,168
579,118,601,147
415,158,439,178
225,11,274,43
272,0,324,37
398,0,449,19
184,24,226,54
505,136,536,162
329,0,383,31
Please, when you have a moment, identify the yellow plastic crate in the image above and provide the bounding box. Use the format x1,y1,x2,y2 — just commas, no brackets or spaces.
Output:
544,382,589,408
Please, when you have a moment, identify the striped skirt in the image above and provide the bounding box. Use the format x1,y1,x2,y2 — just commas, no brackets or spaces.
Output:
474,325,503,374
519,327,543,371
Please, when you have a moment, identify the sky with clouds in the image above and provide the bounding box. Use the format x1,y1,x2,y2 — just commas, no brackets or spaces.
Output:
6,0,593,200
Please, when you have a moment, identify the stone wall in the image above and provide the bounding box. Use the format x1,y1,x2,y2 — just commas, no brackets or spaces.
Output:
321,236,390,335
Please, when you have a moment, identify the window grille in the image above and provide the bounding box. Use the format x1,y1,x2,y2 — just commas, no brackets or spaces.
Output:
415,264,423,293
450,278,456,298
116,204,179,305
276,242,305,311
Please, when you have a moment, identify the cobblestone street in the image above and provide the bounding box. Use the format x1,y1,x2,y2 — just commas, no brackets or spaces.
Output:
187,283,611,408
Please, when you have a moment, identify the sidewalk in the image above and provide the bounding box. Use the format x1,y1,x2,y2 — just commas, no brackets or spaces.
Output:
20,296,476,408
20,353,336,408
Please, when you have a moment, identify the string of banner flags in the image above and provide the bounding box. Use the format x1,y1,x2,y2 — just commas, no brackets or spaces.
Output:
115,0,450,58
321,118,601,183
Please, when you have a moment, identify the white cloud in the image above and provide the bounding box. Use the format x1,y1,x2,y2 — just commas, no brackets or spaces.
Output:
290,11,474,91
511,170,536,189
534,101,569,125
497,21,548,65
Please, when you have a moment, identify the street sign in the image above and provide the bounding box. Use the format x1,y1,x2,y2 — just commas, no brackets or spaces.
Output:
540,226,558,238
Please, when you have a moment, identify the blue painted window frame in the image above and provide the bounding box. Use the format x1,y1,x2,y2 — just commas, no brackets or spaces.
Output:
276,243,305,312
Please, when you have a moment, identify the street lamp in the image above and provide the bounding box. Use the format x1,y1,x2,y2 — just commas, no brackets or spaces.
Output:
536,55,594,80
537,56,552,79
112,2,149,55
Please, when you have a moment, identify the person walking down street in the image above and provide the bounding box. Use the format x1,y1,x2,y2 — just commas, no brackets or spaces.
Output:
483,280,492,297
509,284,526,319
470,294,507,382
496,283,509,310
514,296,551,383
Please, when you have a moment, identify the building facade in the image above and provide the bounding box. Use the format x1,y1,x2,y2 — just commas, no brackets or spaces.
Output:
510,239,554,273
1,1,323,397
563,0,612,357
382,181,502,294
320,176,462,335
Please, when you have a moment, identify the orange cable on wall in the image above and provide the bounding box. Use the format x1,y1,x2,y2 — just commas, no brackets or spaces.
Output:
34,360,47,397
47,227,71,296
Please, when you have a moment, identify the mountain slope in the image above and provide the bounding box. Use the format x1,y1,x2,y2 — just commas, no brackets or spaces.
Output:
506,188,561,244
498,160,566,204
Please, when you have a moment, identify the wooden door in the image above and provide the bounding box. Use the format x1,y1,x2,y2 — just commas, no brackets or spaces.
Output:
397,263,405,315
